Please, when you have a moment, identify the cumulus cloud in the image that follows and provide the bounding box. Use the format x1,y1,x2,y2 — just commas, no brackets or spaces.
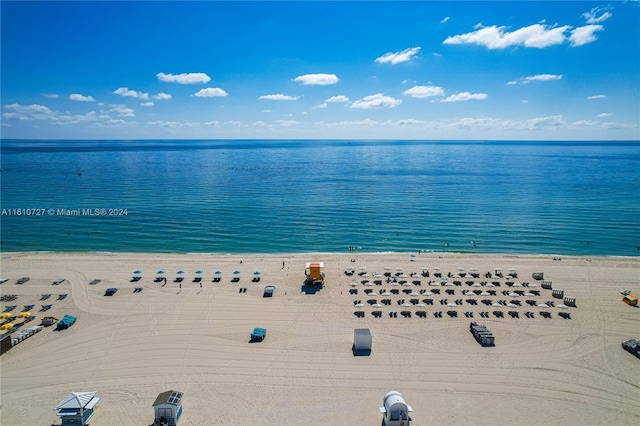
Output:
441,92,488,102
69,93,95,102
597,113,613,117
313,103,328,109
141,101,155,107
319,118,379,127
588,95,607,99
443,23,570,49
2,103,56,120
403,85,445,98
569,25,604,47
193,88,228,97
107,104,135,117
350,93,402,109
153,92,172,100
326,95,350,103
523,74,563,82
375,47,421,64
583,6,613,24
259,94,300,101
156,72,211,84
113,87,149,100
43,93,59,99
292,73,339,85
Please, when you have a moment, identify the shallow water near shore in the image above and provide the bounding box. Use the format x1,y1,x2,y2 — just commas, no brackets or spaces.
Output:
1,139,639,255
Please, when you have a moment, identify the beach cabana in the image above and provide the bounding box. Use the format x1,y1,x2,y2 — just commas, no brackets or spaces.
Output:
153,390,183,426
54,391,100,426
379,391,413,426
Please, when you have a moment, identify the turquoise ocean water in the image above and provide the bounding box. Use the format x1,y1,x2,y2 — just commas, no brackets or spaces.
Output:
1,140,638,256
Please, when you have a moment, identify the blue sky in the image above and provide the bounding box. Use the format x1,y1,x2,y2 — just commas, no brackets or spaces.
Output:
1,0,639,140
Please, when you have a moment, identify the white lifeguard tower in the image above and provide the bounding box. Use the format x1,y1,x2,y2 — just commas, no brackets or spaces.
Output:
379,391,413,426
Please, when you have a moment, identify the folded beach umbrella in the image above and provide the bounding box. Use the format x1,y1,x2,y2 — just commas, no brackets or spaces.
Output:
254,271,261,275
233,270,241,275
177,270,184,275
157,270,165,275
215,270,222,275
133,270,142,275
195,270,203,274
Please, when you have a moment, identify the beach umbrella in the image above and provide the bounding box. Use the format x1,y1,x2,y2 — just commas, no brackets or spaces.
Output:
254,271,261,275
133,270,142,275
177,270,184,275
0,323,14,330
18,312,31,318
359,266,367,271
0,313,12,319
433,267,441,271
215,271,222,275
396,267,403,271
384,267,392,271
457,267,465,271
195,270,203,274
233,270,241,275
410,254,416,258
157,270,165,275
345,266,355,271
422,267,429,271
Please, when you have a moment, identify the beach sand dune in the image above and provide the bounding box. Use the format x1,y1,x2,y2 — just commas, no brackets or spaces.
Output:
1,252,639,425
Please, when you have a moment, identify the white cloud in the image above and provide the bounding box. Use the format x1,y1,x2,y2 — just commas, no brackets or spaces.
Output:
597,113,613,118
2,103,56,120
43,93,59,99
375,47,421,64
275,120,298,126
153,92,172,100
113,87,149,100
570,120,600,127
292,73,339,85
569,25,604,47
259,94,300,101
252,121,267,126
350,93,402,109
262,109,272,113
53,111,97,125
69,93,95,102
313,103,328,109
141,101,155,107
320,118,379,127
443,24,570,49
441,92,488,102
507,80,518,85
523,74,563,82
107,104,135,117
395,119,427,125
440,16,450,24
583,6,613,24
326,95,350,103
524,115,565,130
157,72,211,84
403,85,445,98
194,88,228,97
588,94,607,99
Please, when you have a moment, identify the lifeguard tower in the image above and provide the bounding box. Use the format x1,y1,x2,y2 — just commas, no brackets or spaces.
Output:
379,391,413,426
304,262,325,288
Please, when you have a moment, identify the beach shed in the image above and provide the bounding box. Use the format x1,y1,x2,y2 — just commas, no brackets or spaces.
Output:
263,285,275,297
153,390,183,426
353,328,372,353
304,262,325,287
379,391,413,426
0,333,12,355
54,391,100,425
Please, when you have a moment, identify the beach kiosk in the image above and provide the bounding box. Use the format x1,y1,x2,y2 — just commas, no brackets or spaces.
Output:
304,262,325,288
379,391,413,426
153,390,183,426
54,391,100,426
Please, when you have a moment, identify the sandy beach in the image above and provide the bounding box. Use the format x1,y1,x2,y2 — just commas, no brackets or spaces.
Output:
0,252,639,425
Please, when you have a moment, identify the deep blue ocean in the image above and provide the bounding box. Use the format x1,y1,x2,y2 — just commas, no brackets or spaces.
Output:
1,139,638,256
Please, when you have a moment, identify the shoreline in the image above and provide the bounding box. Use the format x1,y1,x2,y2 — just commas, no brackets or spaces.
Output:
1,251,639,425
